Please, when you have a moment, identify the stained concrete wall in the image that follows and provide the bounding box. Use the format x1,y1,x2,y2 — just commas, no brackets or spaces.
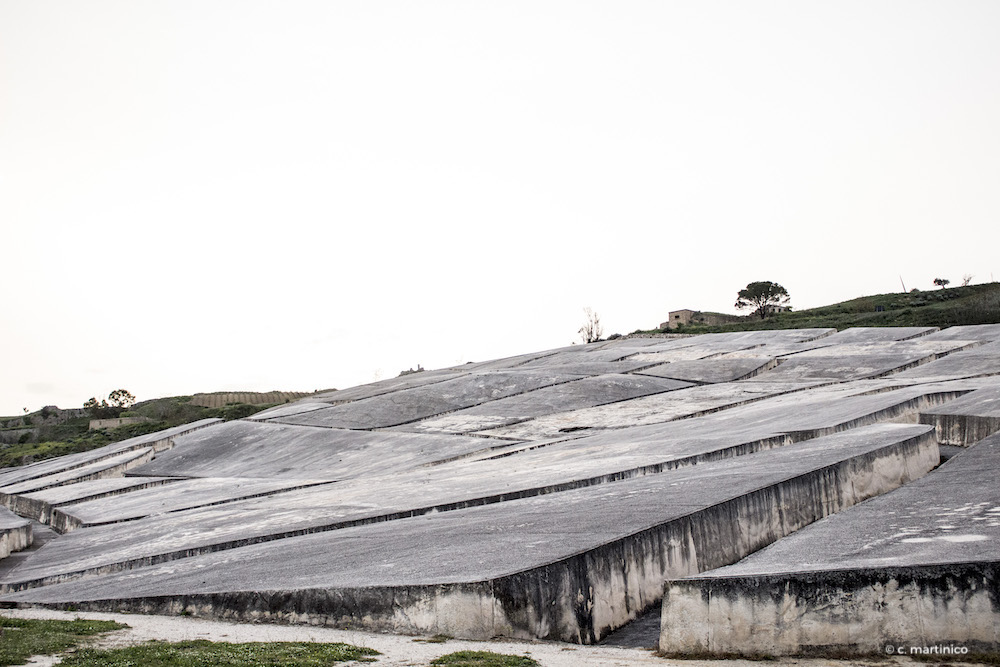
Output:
919,386,1000,445
0,507,31,559
659,563,1000,656
659,429,1000,657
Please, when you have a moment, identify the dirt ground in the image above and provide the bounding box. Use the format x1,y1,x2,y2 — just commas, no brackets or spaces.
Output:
1,607,939,667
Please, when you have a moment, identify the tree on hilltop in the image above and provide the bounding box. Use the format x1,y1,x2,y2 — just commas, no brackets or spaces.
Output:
933,278,950,289
108,389,136,409
84,389,136,418
735,281,790,320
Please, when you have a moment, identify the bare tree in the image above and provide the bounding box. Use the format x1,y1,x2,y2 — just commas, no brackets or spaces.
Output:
961,274,974,287
578,307,604,343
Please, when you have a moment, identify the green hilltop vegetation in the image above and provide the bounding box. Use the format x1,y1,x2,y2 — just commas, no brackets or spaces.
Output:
636,282,1000,335
0,392,315,469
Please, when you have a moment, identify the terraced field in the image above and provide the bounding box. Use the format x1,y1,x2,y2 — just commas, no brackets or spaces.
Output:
187,391,314,409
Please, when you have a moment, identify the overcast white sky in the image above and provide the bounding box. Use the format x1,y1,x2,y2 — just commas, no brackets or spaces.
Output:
2,1,999,415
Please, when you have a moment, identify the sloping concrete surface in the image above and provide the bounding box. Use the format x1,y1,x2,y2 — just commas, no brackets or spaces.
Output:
7,477,180,526
632,357,777,384
659,432,1000,656
0,419,220,489
271,371,585,429
2,424,938,642
475,381,825,440
0,327,997,651
892,339,1000,380
51,477,333,532
0,448,154,497
135,421,517,479
401,374,692,434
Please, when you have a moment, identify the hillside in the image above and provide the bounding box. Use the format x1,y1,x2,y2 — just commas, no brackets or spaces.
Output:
639,282,1000,334
0,392,317,468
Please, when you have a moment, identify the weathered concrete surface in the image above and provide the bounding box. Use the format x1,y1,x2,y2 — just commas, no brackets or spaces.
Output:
135,421,516,479
1,424,938,642
4,378,975,596
742,339,974,382
401,374,692,434
920,384,1000,445
0,326,997,648
0,419,220,490
6,477,179,526
52,478,333,533
633,358,777,384
658,431,1000,656
921,323,1000,342
271,371,585,429
475,381,824,440
0,507,31,559
893,339,1000,380
820,326,938,343
0,448,154,498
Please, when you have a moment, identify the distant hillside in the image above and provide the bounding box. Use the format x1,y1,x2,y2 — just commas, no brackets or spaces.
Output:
638,283,1000,335
188,391,313,409
0,391,320,468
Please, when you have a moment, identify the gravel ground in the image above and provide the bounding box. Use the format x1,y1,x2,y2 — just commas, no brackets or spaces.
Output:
0,607,913,667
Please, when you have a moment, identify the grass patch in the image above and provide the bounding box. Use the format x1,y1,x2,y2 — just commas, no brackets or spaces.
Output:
414,634,453,644
632,283,1000,336
59,639,379,666
430,650,540,666
0,616,127,667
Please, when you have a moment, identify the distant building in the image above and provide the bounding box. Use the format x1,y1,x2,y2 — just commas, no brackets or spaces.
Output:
659,309,744,330
660,309,697,329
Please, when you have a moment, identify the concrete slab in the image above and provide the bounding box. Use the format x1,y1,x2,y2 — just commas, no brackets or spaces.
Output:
891,339,1000,380
133,421,513,480
475,381,819,440
249,402,337,421
657,432,1000,657
919,384,1000,445
0,325,997,647
0,448,154,496
478,378,976,442
52,477,333,532
1,424,937,643
505,360,658,376
307,368,469,405
6,477,180,526
0,507,31,559
401,375,692,434
632,358,777,384
269,371,585,429
747,353,935,382
0,382,961,595
819,326,938,343
0,419,221,489
779,339,975,358
921,323,1000,342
